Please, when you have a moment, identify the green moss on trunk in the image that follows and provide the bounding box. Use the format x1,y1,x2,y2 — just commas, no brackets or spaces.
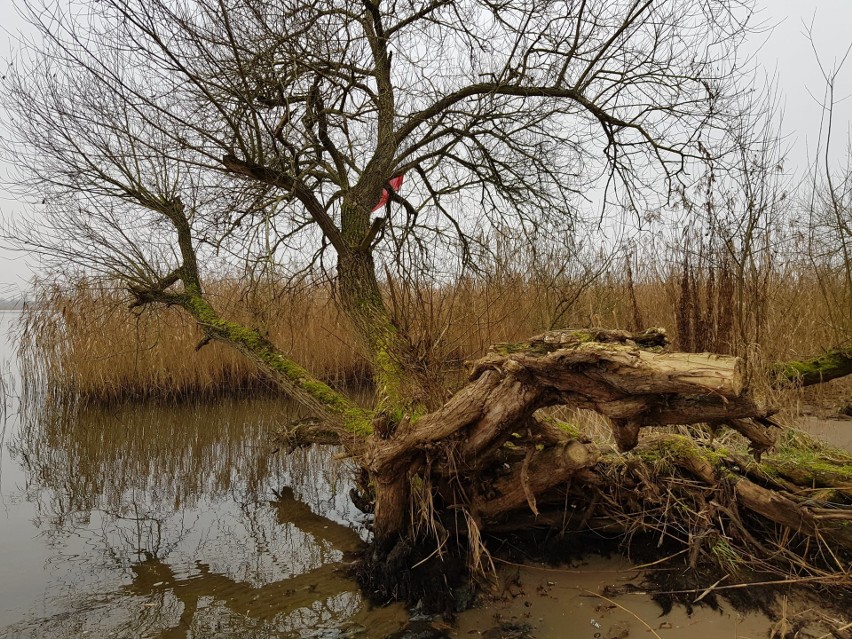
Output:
336,245,426,414
181,290,371,436
761,448,852,486
777,345,852,386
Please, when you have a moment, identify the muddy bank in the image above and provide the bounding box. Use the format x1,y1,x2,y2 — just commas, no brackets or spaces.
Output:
454,556,770,639
450,555,852,639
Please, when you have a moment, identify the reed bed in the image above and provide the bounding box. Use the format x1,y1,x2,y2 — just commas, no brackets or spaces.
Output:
17,258,852,407
20,278,366,404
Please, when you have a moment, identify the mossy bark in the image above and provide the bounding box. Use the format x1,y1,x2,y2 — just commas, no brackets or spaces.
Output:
126,198,369,434
177,288,372,437
336,247,423,413
333,200,432,539
776,343,852,386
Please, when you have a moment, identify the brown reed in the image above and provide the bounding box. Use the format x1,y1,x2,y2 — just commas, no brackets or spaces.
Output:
17,256,852,407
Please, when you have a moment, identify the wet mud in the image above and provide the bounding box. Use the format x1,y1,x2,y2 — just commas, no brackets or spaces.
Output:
448,412,852,639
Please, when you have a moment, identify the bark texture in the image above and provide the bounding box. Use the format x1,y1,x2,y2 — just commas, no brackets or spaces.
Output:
776,342,852,386
361,328,781,535
348,328,852,607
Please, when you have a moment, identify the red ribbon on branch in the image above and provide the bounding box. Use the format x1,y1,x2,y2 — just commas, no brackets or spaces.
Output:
371,174,404,212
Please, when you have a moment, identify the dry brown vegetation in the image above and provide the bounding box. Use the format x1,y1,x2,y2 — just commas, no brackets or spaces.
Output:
20,250,852,410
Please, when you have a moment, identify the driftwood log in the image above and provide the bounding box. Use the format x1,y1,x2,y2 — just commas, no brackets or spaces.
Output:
276,328,852,606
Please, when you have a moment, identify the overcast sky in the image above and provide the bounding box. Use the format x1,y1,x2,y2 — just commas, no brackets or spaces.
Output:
0,0,850,293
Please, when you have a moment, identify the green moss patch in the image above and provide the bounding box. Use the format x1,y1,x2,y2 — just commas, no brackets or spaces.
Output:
777,346,852,386
183,291,372,436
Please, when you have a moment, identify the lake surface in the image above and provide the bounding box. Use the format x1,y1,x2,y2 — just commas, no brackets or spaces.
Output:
0,311,409,638
2,309,850,639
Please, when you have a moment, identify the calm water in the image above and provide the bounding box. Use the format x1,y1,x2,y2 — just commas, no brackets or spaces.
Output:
3,310,850,639
0,311,408,638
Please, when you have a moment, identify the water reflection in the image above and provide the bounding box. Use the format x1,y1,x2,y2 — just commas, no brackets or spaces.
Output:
0,316,406,638
13,397,361,545
125,554,360,637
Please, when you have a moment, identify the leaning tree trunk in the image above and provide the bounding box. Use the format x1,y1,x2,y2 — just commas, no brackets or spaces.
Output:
335,246,428,412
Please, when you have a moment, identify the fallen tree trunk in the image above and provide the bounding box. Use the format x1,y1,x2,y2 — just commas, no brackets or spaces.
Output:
273,328,852,609
308,331,852,605
128,231,851,607
361,328,778,535
776,342,852,386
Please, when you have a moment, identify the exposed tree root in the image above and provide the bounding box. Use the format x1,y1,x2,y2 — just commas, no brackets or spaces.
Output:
352,428,852,613
275,328,852,610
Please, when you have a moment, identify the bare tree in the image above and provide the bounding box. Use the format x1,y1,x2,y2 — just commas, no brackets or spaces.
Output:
801,34,852,345
2,0,756,401
670,83,791,355
7,0,836,605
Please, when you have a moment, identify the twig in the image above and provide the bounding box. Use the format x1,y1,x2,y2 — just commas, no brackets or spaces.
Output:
816,621,852,639
410,536,448,569
629,574,852,597
491,550,687,574
693,574,728,603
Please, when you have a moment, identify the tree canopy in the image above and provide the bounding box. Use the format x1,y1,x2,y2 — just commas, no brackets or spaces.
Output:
0,0,763,406
1,0,758,274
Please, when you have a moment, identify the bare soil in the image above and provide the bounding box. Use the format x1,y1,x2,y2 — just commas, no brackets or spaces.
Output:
448,554,852,639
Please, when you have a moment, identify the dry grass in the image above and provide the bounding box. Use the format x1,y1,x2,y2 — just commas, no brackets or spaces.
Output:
17,261,852,407
19,278,368,403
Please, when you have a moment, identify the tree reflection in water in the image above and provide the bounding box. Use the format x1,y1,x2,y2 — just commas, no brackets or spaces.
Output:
5,394,405,637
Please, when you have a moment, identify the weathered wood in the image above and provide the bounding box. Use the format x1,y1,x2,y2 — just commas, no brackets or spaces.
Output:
260,327,851,596
361,327,779,539
478,440,598,519
525,327,669,351
461,331,767,454
492,344,746,401
714,417,778,459
734,479,852,549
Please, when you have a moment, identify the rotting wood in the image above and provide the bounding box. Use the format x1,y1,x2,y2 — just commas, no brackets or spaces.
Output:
263,326,852,605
